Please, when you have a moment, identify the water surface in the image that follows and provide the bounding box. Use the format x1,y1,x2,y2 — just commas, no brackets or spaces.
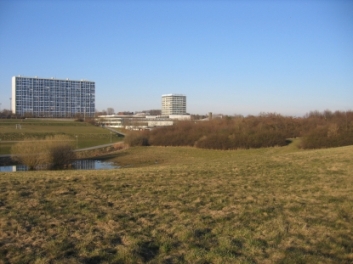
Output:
0,160,119,172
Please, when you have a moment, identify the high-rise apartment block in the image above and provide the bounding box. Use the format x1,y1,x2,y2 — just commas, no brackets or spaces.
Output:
161,94,186,115
12,76,95,118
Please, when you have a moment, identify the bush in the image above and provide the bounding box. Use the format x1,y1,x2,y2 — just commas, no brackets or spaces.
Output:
124,132,149,146
301,127,353,149
146,116,292,150
181,112,353,149
50,144,76,169
113,142,127,150
11,139,50,170
122,111,353,150
11,135,76,170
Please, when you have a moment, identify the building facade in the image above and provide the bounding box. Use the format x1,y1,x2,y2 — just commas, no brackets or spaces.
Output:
12,76,95,118
161,94,186,115
96,114,174,129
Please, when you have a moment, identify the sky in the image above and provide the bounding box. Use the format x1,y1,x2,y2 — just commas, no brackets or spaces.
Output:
0,0,352,116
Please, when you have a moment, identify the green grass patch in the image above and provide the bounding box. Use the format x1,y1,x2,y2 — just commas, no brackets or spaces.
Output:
0,119,123,153
0,143,352,263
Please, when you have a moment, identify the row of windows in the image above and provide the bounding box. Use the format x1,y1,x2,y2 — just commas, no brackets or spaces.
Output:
18,108,95,112
162,100,186,104
162,105,186,107
15,85,94,90
162,106,186,109
16,94,93,96
18,105,95,108
16,97,95,101
16,81,94,85
18,113,95,118
15,86,94,91
17,104,94,108
17,110,94,114
15,89,95,94
16,82,95,85
162,103,186,106
16,86,94,93
16,87,95,92
16,95,94,99
16,100,94,103
16,94,94,98
16,95,95,100
16,78,94,85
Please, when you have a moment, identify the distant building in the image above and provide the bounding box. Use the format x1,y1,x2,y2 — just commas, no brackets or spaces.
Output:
12,76,95,118
96,114,174,130
168,115,191,120
161,94,186,115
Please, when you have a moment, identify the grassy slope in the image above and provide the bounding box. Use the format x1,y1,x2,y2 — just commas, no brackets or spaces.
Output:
0,119,110,136
0,143,352,263
0,120,121,153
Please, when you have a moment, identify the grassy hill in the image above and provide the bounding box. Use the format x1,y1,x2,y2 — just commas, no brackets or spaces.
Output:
0,143,352,263
0,119,122,154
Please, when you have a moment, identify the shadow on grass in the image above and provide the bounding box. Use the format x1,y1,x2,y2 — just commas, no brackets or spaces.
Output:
279,246,351,264
135,240,160,262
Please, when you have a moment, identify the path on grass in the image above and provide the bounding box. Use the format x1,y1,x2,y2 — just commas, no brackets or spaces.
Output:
0,142,119,158
0,127,125,158
0,127,126,158
104,127,126,137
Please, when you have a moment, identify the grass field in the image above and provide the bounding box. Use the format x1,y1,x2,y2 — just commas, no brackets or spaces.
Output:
0,142,352,263
0,119,122,154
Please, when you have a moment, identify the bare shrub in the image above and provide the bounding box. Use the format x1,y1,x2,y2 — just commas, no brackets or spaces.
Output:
146,116,291,149
46,135,76,169
11,139,50,170
125,132,149,146
11,135,76,170
50,145,76,169
113,142,127,150
143,111,353,150
301,110,353,149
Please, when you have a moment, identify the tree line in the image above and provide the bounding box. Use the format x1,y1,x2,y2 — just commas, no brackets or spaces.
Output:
125,110,353,150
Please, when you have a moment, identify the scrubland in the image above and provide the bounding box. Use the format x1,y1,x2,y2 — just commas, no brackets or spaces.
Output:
126,110,353,150
0,142,352,263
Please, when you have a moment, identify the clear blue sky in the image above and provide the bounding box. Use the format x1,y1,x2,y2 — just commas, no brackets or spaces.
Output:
0,0,352,116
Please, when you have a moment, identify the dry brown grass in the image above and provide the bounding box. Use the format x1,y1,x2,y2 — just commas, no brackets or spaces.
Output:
0,142,352,263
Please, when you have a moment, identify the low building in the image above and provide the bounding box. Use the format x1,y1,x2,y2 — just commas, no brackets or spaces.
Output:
96,114,175,130
168,115,191,120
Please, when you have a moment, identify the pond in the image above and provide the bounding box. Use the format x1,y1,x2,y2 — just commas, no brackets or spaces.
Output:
0,160,119,172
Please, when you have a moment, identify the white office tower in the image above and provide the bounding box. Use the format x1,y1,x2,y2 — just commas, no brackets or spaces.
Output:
12,76,95,118
161,94,186,115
